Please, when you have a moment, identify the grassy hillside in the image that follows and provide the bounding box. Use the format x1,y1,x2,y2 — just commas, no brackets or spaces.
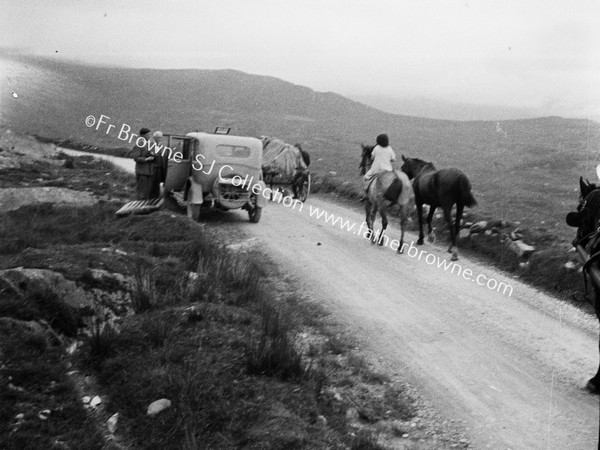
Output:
2,50,599,241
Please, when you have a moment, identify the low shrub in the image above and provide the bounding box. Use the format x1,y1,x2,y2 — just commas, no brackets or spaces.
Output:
247,304,305,381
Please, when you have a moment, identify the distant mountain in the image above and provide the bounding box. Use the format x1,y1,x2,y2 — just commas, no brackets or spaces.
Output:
1,50,599,237
348,95,544,122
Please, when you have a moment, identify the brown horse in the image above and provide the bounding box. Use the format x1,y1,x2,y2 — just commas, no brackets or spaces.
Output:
400,156,476,260
359,145,412,251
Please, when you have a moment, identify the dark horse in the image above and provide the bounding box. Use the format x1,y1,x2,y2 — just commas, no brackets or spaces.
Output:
566,176,600,394
401,156,476,261
359,145,412,250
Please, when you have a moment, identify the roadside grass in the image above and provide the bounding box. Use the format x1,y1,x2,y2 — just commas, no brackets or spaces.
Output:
0,318,103,450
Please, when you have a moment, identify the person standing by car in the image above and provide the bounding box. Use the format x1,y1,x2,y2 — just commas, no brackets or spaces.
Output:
131,127,159,200
150,130,168,186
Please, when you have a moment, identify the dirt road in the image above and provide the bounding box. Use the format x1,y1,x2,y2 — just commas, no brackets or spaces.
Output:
239,196,599,450
72,150,599,448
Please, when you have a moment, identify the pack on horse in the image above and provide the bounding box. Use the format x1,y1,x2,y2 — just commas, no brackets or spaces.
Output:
359,144,412,251
566,176,600,394
400,156,476,261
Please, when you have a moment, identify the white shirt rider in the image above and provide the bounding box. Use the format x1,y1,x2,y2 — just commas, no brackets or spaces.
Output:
365,145,396,179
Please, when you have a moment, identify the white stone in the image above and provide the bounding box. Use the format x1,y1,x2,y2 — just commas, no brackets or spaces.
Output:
147,398,172,416
564,261,578,270
507,240,535,259
107,412,119,434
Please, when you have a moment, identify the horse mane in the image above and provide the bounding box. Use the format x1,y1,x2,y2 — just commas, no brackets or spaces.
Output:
361,143,375,153
359,144,375,174
415,158,435,169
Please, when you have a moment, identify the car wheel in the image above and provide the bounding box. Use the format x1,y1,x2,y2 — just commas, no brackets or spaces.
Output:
248,206,262,223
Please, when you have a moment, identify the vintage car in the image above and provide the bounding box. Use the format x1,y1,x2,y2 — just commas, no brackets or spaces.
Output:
162,130,267,223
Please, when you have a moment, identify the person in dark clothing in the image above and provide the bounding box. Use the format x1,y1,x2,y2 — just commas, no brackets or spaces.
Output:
296,143,310,167
293,143,310,200
130,127,159,200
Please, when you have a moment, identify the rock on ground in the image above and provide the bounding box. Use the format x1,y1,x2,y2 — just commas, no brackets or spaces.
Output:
0,187,97,212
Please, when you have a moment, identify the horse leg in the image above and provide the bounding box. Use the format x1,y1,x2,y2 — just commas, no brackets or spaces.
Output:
377,205,388,246
398,205,407,253
588,285,600,394
588,344,600,394
455,203,464,236
370,204,379,244
454,202,464,252
416,202,425,245
426,206,436,243
443,205,458,260
365,201,374,241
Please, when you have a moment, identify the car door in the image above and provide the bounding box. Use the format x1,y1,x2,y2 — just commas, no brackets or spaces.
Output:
163,135,194,192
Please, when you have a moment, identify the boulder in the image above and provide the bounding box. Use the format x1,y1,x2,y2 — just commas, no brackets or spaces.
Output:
0,267,135,333
487,219,506,229
0,187,96,212
506,240,535,259
0,129,61,169
79,268,134,318
469,221,488,234
0,267,92,310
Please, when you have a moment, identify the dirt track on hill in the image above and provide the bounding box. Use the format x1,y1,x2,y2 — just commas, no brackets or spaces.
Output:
69,149,599,449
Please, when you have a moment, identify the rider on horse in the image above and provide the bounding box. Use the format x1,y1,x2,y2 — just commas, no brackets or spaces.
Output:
363,134,396,193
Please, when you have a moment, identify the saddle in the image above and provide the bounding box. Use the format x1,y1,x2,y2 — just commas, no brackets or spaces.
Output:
365,171,402,203
383,175,402,202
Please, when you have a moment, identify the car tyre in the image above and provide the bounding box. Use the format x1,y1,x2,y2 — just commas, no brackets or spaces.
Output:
248,206,262,223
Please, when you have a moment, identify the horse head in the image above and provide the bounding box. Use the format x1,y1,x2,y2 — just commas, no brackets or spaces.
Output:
567,177,600,247
359,144,374,176
580,176,598,201
401,155,435,180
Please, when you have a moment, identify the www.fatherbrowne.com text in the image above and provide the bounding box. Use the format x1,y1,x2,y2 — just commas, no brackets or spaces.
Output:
85,113,513,297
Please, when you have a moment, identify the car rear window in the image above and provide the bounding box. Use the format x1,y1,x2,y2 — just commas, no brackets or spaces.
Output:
216,145,251,158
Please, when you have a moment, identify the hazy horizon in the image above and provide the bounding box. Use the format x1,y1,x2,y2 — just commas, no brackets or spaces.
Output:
2,0,599,121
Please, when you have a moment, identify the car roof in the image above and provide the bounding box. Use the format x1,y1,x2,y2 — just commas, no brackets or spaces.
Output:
186,132,262,149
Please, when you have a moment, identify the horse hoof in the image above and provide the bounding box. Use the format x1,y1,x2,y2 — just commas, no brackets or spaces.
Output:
586,379,600,394
451,254,459,262
417,239,424,245
427,234,436,243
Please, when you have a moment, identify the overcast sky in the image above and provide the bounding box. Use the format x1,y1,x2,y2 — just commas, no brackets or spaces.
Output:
2,0,599,118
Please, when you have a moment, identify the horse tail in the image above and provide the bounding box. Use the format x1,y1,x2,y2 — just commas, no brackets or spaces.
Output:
458,174,477,207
